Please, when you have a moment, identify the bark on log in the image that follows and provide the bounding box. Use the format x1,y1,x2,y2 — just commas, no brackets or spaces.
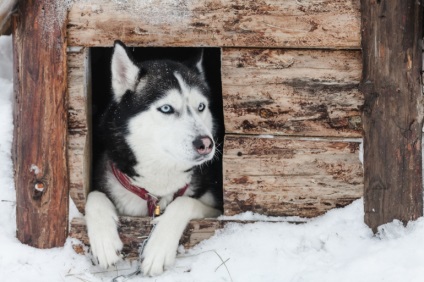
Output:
70,217,223,260
222,48,363,137
13,0,69,247
360,0,423,232
67,48,91,213
223,135,363,217
67,0,360,49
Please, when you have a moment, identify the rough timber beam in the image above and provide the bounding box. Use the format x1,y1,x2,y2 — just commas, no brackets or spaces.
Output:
360,0,424,232
13,0,69,247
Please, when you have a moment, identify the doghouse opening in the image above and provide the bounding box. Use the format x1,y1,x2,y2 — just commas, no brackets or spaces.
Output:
90,47,224,211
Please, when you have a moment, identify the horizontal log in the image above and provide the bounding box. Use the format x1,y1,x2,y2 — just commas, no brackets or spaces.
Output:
67,49,91,213
223,135,363,217
70,216,290,260
222,48,363,137
70,217,221,260
68,0,360,48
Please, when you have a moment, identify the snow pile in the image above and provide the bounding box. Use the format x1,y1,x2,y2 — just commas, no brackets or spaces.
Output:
1,35,424,282
60,200,424,282
142,200,424,282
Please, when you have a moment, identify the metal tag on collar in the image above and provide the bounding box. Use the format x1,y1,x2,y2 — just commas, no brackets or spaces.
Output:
154,205,161,216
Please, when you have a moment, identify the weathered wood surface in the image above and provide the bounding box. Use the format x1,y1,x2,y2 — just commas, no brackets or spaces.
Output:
67,49,91,213
70,217,260,260
13,1,69,248
360,0,423,233
222,48,363,137
67,0,360,48
223,135,363,217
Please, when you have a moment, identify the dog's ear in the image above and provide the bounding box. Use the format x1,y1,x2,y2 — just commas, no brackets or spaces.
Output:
185,49,205,81
111,40,140,102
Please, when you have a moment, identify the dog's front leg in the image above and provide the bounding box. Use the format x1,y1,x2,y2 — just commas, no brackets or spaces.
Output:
141,196,221,276
85,191,123,268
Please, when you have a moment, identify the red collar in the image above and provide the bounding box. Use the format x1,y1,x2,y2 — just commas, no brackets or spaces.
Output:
110,162,189,216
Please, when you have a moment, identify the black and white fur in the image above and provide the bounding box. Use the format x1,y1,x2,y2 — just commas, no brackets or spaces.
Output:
85,41,222,276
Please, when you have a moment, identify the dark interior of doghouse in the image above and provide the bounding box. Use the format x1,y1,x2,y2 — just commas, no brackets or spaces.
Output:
90,47,224,210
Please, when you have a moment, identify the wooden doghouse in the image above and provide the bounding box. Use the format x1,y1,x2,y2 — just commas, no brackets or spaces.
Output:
66,1,364,258
10,0,423,256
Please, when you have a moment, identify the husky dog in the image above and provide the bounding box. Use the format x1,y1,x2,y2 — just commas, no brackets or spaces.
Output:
85,41,222,276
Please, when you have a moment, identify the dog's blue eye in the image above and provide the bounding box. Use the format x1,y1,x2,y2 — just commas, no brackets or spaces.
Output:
198,103,206,112
158,105,174,114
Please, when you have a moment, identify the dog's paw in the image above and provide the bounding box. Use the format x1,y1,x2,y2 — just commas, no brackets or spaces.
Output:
140,196,218,276
89,225,123,268
85,191,124,268
141,220,180,276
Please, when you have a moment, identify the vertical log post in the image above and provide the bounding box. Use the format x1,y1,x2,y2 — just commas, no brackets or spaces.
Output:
361,0,423,233
13,1,69,247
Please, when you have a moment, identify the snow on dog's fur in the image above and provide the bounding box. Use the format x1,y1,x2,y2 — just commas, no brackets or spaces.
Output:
85,41,222,276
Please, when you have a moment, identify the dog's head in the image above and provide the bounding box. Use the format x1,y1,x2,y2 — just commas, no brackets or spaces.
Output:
107,41,216,170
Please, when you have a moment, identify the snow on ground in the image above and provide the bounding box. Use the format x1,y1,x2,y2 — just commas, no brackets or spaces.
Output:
1,35,424,282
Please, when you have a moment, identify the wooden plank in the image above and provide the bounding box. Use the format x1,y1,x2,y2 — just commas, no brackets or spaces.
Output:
68,132,90,213
13,0,69,248
222,48,363,137
68,0,360,48
360,0,423,233
70,217,229,260
223,135,363,217
67,49,91,213
68,49,90,131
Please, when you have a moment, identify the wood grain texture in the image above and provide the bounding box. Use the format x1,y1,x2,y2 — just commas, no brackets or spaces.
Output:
13,0,69,248
67,49,91,213
70,217,248,260
67,0,360,48
222,48,363,137
223,135,363,217
360,0,423,232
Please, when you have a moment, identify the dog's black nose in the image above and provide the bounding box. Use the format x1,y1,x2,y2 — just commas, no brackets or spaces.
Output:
193,136,214,155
